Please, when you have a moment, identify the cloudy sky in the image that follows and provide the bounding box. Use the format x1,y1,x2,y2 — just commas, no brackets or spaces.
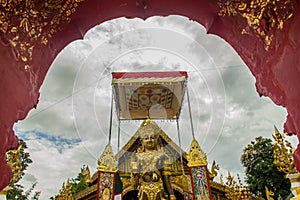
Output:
14,15,297,199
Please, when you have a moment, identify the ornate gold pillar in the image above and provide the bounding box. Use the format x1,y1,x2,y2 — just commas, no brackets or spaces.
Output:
97,144,119,200
273,126,300,199
187,139,212,200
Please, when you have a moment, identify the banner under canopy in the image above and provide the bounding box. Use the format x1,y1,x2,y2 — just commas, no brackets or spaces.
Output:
112,71,188,120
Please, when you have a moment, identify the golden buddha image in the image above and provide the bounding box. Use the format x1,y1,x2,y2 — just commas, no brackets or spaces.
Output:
101,188,111,200
130,118,176,200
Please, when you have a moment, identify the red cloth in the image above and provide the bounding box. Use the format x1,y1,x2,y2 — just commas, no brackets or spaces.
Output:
112,71,188,79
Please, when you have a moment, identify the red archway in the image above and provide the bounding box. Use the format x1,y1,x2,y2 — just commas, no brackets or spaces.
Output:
1,0,300,190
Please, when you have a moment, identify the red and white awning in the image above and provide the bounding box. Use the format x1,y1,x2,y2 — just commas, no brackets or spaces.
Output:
112,71,188,120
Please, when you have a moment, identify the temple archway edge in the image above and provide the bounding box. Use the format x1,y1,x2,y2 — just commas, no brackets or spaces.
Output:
1,0,300,191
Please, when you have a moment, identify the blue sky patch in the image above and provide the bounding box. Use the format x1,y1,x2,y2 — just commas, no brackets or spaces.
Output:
14,128,81,153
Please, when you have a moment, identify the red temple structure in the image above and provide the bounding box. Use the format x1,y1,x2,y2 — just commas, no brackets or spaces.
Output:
1,0,300,191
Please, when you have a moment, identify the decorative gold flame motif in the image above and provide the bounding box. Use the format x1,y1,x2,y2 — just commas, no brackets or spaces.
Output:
209,160,220,181
55,179,74,200
82,165,92,184
265,186,275,200
224,171,251,200
0,0,84,70
98,144,117,172
5,144,23,183
218,0,294,50
273,125,297,174
187,139,207,167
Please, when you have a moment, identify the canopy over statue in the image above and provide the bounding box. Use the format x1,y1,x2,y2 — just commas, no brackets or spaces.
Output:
112,71,188,120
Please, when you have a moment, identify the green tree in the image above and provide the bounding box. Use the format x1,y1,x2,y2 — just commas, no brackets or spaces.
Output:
6,139,41,199
50,165,90,199
69,165,90,194
240,136,291,199
6,182,40,200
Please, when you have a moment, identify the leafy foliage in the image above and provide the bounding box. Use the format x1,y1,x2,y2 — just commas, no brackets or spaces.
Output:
240,136,291,199
69,165,90,194
6,183,40,200
50,165,90,199
18,140,33,178
6,139,41,199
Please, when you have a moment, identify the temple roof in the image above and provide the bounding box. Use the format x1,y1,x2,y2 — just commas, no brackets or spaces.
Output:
115,119,188,162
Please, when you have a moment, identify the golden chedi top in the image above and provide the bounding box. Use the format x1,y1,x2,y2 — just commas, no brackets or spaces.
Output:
98,144,117,172
187,139,207,167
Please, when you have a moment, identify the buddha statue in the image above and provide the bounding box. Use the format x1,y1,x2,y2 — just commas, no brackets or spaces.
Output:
130,118,176,200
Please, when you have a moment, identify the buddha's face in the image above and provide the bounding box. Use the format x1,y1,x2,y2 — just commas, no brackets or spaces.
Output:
141,133,156,151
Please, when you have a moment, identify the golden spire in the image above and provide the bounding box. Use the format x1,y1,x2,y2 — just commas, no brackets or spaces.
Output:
224,171,251,200
98,144,117,172
55,179,74,200
143,116,152,126
187,139,207,167
82,165,92,184
273,125,297,174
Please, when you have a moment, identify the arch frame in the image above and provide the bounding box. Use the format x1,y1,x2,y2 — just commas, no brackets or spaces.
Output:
1,0,300,190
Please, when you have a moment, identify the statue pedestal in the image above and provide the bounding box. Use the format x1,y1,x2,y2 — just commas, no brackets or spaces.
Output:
287,173,300,199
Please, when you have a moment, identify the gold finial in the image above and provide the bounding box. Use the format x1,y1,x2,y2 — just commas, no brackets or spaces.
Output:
66,179,71,189
272,125,297,174
209,160,220,180
187,139,207,167
220,174,224,185
224,171,251,200
266,186,274,200
138,118,161,137
98,144,117,172
143,116,152,126
55,179,74,200
226,171,234,186
82,165,92,184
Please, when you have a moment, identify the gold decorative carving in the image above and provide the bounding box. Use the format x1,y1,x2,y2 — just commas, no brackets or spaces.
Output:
73,184,97,200
218,0,294,50
5,144,23,183
173,175,191,191
56,179,74,200
98,144,117,172
273,125,297,174
224,171,251,200
265,186,274,200
81,165,92,184
138,180,164,200
187,139,207,167
137,117,161,138
209,160,220,181
0,0,84,70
